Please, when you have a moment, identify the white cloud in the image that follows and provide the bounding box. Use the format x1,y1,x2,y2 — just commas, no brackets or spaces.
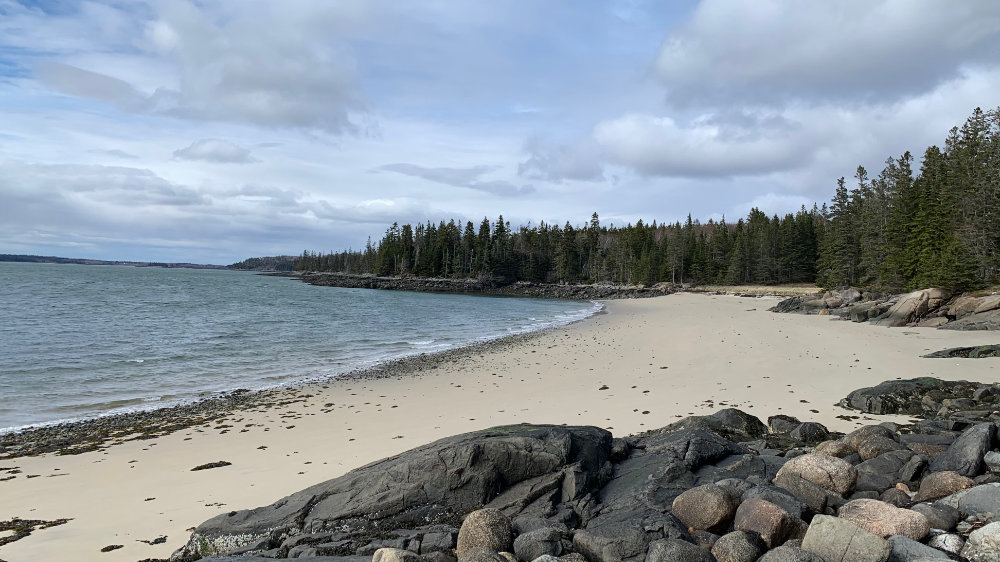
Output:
654,0,1000,107
173,139,257,164
593,112,811,178
518,138,605,182
378,163,535,197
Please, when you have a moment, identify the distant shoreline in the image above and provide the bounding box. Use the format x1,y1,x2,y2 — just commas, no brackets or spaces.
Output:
0,254,227,269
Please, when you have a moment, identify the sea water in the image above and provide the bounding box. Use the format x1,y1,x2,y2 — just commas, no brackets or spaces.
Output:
0,262,600,430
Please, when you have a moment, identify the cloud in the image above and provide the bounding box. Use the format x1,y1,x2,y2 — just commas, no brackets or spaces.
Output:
378,163,535,196
653,0,1000,107
173,139,257,164
88,149,139,159
518,138,605,182
593,112,812,178
25,1,370,134
35,62,149,111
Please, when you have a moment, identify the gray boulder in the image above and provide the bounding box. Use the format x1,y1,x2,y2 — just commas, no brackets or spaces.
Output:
886,535,949,560
941,308,1000,331
644,538,715,562
513,528,562,562
660,409,767,442
710,531,766,562
872,288,950,327
171,424,612,560
937,483,1000,519
925,531,964,555
757,546,825,561
961,521,1000,562
373,548,422,562
800,515,891,562
928,423,996,477
909,503,960,532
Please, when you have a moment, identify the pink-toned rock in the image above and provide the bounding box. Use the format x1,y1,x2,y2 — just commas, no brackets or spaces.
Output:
974,294,1000,314
734,498,794,548
775,453,858,496
949,295,981,318
913,471,975,502
838,498,930,541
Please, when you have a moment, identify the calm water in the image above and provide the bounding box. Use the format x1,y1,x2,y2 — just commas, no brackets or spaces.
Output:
0,262,599,430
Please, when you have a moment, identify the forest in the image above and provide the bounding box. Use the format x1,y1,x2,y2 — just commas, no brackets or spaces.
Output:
295,108,1000,292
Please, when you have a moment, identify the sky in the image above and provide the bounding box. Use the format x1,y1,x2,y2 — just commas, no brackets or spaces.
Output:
1,1,999,264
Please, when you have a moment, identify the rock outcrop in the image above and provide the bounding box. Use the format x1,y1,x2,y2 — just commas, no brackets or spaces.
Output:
770,287,1000,330
173,395,1000,562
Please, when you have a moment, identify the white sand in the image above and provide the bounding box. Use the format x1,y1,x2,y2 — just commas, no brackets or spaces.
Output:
2,293,997,561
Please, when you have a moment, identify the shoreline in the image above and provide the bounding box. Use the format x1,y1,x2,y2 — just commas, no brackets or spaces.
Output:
0,301,606,457
3,293,1000,561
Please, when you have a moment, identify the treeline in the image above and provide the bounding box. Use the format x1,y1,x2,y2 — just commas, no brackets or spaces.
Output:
295,108,999,291
818,107,999,291
229,255,297,272
296,209,822,287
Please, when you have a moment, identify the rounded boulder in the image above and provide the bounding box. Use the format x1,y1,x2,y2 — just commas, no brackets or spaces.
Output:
671,484,739,533
457,509,514,559
837,498,930,541
775,453,858,496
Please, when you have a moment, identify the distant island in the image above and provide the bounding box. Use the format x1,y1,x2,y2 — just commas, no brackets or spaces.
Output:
0,254,227,270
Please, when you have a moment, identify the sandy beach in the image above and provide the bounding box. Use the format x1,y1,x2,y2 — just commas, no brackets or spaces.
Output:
2,292,998,561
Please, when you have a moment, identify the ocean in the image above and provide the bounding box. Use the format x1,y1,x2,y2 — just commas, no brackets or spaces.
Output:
0,262,600,431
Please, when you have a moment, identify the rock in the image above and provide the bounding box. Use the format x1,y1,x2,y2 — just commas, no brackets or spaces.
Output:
742,486,809,520
710,531,766,562
885,535,949,560
801,515,891,562
757,546,825,561
878,488,911,507
842,379,947,416
772,471,841,514
459,548,510,562
790,423,830,445
937,483,1000,519
661,409,768,442
513,528,562,562
689,530,720,550
909,503,959,531
374,548,422,562
671,485,739,533
872,289,951,327
974,294,1000,314
961,521,1000,562
644,538,716,562
926,530,964,555
948,295,983,318
815,440,854,458
457,509,513,558
837,499,930,540
775,453,858,496
928,423,996,477
171,424,612,560
733,498,793,548
572,511,688,562
986,451,1000,474
899,455,928,484
858,436,908,461
917,317,950,328
422,530,459,553
844,426,900,450
913,471,975,502
769,415,802,434
942,309,1000,331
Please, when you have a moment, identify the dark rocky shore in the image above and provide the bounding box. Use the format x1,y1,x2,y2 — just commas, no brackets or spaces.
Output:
164,377,1000,562
771,287,1000,331
289,272,674,300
